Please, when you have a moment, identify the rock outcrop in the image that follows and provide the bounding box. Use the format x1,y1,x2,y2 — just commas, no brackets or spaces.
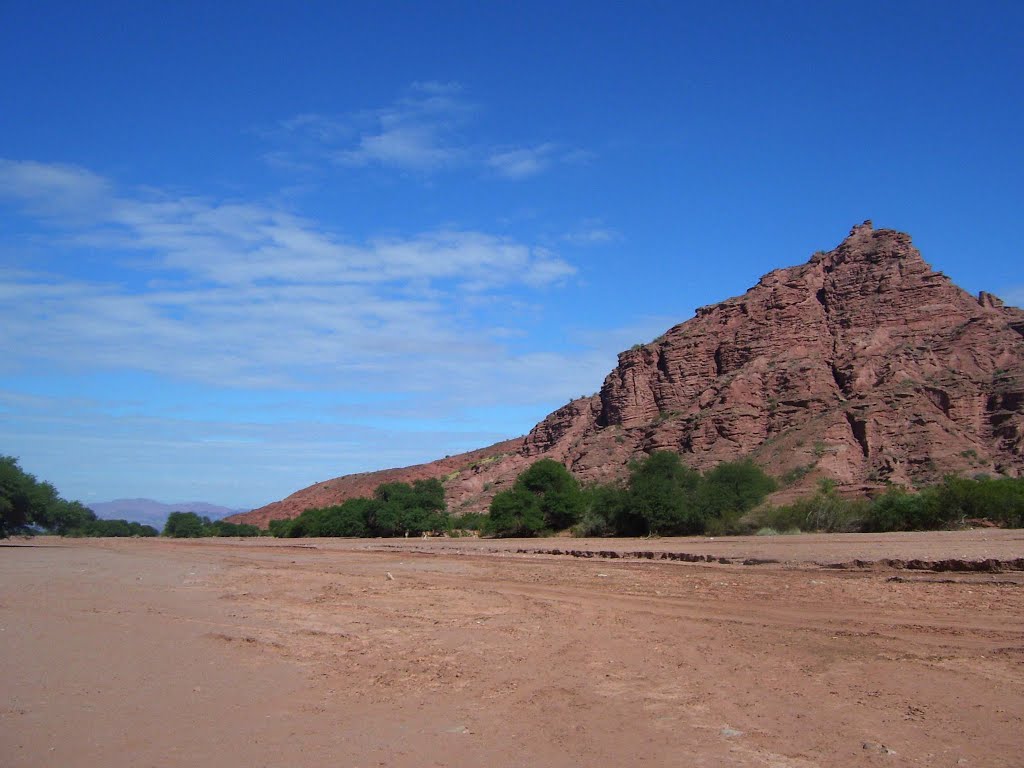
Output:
229,223,1024,527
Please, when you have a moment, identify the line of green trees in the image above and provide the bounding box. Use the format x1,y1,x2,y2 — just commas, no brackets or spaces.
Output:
10,450,1019,543
1,456,159,538
1,455,264,539
274,452,1024,540
485,454,778,537
274,455,780,539
162,511,262,538
751,475,1024,534
485,454,1024,538
268,478,447,538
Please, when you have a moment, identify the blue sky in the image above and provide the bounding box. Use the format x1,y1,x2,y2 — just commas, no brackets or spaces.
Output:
1,1,1021,508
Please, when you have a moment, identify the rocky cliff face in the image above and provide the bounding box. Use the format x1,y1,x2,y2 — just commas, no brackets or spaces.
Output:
229,223,1024,527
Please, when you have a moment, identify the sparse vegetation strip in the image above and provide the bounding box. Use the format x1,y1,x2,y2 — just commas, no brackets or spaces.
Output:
271,451,1024,540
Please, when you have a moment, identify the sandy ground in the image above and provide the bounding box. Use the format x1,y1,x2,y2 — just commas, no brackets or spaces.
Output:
2,531,1022,767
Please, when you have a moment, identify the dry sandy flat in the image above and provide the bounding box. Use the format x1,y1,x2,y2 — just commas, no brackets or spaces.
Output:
2,531,1022,767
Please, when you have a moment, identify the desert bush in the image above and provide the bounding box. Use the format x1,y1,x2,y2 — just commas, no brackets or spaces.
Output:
268,518,293,537
70,518,159,537
627,451,702,535
515,459,584,531
369,479,448,536
316,498,373,537
163,511,210,538
572,511,613,537
751,503,807,533
207,520,262,537
696,459,777,521
0,456,110,537
485,459,584,536
932,475,1024,528
573,484,631,537
450,511,487,531
865,476,1024,531
486,487,545,537
755,480,866,533
274,478,450,538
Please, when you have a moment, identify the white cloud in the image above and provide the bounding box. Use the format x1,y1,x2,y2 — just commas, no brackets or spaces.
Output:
267,83,587,179
271,81,471,173
0,159,111,219
0,160,666,505
0,159,584,399
487,144,558,179
562,220,622,246
335,124,461,170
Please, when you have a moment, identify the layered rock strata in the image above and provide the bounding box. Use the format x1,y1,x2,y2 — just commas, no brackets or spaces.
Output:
229,223,1024,526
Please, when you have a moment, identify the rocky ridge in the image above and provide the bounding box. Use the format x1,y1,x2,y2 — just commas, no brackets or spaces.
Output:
229,223,1024,527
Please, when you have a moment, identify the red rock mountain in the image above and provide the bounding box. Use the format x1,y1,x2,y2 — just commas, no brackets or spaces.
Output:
229,223,1024,528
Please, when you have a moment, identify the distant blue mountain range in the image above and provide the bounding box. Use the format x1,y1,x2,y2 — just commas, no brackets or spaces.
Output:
86,499,250,530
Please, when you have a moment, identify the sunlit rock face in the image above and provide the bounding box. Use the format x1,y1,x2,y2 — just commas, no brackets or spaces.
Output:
231,223,1024,526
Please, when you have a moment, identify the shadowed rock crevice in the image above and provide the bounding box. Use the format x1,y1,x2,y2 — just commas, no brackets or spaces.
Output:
845,411,870,459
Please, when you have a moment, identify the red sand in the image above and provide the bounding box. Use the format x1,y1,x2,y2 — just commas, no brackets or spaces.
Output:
2,531,1022,766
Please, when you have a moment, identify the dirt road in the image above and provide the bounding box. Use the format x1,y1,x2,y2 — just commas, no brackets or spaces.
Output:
2,532,1022,767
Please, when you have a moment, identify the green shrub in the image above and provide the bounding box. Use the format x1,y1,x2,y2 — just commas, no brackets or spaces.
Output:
451,511,487,531
627,451,702,535
486,487,545,537
73,518,159,537
756,480,866,533
696,459,776,534
515,459,584,531
274,478,450,538
316,498,373,537
781,463,815,486
753,504,807,533
575,483,632,537
208,520,261,537
268,518,293,537
0,456,110,537
865,476,1024,531
163,511,210,538
369,478,448,536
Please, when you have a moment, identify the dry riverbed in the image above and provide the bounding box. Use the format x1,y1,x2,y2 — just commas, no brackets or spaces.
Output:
2,531,1022,767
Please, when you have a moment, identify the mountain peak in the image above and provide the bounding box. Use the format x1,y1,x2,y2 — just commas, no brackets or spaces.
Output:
231,224,1024,527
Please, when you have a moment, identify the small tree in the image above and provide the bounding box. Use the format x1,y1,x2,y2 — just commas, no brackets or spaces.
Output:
163,511,207,538
0,456,43,537
268,518,293,537
0,456,100,537
317,498,373,537
628,451,702,535
513,459,584,531
371,479,447,536
47,500,99,535
575,484,630,537
208,520,261,537
696,459,777,532
487,488,545,537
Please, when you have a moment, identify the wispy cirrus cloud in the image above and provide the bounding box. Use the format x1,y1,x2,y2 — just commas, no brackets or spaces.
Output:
486,143,595,180
561,219,623,246
332,81,470,171
265,82,587,179
0,158,662,506
0,158,592,399
486,143,559,179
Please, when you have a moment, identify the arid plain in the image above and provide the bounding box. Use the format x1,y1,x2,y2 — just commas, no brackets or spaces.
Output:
3,532,1022,767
